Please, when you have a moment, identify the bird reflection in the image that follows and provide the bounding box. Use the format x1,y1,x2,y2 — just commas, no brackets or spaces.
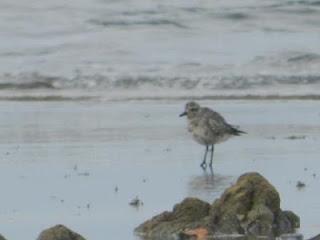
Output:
187,168,233,202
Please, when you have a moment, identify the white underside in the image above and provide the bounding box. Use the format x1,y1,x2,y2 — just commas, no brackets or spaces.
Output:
192,132,233,145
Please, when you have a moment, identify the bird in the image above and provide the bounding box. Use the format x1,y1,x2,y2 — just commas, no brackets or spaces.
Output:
180,101,246,168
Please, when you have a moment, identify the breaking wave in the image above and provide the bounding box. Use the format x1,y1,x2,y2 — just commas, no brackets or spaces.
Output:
88,18,187,29
2,51,320,92
1,71,320,101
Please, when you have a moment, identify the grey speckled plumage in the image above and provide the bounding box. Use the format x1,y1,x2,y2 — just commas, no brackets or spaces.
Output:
180,101,246,168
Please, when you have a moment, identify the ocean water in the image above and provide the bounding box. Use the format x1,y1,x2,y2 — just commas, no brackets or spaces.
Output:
1,0,320,100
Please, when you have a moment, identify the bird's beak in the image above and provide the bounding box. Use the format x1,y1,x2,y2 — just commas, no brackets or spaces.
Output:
179,111,187,117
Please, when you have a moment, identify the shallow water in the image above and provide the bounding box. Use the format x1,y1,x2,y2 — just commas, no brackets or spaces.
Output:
1,0,320,99
0,100,320,239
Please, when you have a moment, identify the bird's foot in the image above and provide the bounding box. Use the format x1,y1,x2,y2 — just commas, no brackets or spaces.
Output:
200,162,207,169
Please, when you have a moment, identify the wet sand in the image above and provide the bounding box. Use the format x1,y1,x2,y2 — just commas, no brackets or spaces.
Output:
0,100,319,239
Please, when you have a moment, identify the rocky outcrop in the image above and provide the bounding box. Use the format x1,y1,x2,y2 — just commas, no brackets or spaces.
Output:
37,225,86,240
135,198,210,240
209,172,299,236
0,234,6,240
135,172,300,240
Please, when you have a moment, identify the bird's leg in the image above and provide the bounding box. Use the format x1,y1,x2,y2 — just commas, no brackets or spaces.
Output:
209,144,214,167
208,164,214,176
201,145,208,168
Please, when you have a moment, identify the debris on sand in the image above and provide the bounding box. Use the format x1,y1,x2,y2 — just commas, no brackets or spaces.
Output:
77,172,90,177
180,227,208,240
285,135,306,140
296,181,306,189
135,172,300,240
130,196,143,207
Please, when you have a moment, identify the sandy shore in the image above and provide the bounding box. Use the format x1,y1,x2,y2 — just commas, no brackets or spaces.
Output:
0,100,319,239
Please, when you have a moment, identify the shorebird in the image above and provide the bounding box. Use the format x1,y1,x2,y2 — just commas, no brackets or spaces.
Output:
180,101,246,168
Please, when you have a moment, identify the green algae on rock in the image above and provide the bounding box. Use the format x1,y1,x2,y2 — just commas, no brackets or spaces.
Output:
37,224,86,240
135,172,300,240
209,172,299,236
135,198,210,240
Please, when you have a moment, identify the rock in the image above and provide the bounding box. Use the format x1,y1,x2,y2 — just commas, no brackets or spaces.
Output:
135,198,210,240
275,211,300,236
209,172,298,237
37,225,86,240
308,233,320,240
135,172,299,240
180,227,208,240
280,233,303,240
0,234,7,240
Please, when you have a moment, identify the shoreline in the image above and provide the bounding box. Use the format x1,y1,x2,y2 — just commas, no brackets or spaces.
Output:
1,94,320,102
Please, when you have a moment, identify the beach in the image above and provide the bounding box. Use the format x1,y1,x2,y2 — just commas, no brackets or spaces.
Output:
0,99,319,239
1,0,320,238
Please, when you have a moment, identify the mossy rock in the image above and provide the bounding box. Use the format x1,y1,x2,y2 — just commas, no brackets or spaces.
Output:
136,172,300,240
37,225,86,240
282,211,300,228
0,234,7,240
211,172,280,217
135,198,210,240
209,172,297,236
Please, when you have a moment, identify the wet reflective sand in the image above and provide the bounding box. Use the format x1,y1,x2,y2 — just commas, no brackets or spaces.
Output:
0,100,319,239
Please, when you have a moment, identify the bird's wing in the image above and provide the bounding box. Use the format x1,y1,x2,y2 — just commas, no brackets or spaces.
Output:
202,108,230,134
205,109,245,135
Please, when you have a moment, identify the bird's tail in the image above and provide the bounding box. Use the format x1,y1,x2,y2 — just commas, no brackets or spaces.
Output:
229,125,247,136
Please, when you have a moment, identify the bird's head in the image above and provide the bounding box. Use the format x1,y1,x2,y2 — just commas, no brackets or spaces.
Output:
179,101,201,119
